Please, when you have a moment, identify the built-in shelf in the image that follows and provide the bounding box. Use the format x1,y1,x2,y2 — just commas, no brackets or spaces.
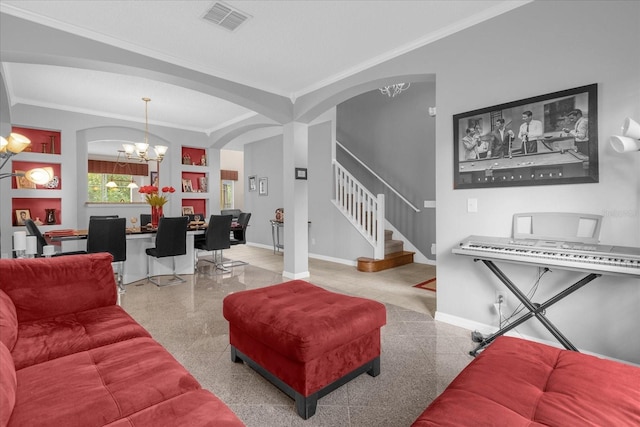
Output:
180,146,208,218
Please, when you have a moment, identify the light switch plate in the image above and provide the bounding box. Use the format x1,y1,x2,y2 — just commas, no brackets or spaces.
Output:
467,198,478,213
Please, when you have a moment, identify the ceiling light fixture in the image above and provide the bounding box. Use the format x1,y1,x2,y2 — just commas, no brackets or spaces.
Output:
105,150,139,189
122,98,168,163
379,83,410,98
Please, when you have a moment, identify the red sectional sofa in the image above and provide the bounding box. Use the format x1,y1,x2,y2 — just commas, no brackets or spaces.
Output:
412,336,640,426
0,253,244,427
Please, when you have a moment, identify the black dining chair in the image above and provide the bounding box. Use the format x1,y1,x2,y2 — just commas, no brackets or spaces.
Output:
24,219,85,257
230,212,251,245
146,216,189,286
89,215,119,220
194,214,232,272
87,217,127,293
140,214,152,227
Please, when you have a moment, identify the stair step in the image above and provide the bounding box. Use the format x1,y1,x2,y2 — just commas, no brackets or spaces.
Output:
385,239,403,255
357,251,415,272
384,229,393,240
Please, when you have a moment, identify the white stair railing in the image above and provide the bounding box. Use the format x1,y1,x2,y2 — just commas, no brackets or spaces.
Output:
333,160,385,259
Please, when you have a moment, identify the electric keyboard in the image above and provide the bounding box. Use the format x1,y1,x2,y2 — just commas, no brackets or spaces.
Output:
453,235,640,277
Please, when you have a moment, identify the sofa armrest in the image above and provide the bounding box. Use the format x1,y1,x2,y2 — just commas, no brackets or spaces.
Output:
0,253,117,322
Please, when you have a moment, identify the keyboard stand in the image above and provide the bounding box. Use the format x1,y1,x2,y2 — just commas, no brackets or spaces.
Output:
470,259,601,356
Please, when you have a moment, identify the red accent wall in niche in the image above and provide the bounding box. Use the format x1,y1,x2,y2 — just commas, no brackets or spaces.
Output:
12,126,61,155
12,198,61,226
11,161,61,190
181,147,206,166
181,172,206,192
182,199,206,216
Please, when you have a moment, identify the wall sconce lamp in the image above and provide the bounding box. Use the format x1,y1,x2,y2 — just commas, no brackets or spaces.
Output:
0,133,54,184
609,117,640,153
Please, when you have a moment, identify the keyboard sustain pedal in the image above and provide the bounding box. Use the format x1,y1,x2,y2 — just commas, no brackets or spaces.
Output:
471,331,484,343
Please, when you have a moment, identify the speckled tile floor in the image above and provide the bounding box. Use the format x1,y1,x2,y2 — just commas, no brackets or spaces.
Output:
121,245,474,427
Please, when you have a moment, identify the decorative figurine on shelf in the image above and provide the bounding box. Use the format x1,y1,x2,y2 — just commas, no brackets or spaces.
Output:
182,153,191,165
200,154,206,166
34,217,44,226
275,208,284,222
45,209,56,225
49,135,56,154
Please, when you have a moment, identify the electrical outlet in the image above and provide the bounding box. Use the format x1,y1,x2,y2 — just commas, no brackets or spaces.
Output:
496,291,507,305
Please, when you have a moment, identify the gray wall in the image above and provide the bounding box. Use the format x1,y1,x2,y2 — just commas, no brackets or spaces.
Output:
242,120,372,262
336,82,436,259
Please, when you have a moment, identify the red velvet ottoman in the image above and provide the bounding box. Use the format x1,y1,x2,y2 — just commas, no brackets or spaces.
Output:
223,280,386,419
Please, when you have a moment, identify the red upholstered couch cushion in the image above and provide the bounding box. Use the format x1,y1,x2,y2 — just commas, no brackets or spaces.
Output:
0,290,18,351
0,254,117,322
11,304,150,370
0,342,17,427
412,336,640,426
223,280,386,362
10,337,201,427
0,255,244,427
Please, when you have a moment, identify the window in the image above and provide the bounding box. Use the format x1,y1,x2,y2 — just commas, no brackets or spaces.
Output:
221,180,234,209
88,173,137,203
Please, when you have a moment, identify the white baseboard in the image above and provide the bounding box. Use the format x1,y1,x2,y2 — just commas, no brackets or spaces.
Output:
434,310,636,366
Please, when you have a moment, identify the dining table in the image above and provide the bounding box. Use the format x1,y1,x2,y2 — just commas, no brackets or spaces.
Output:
44,221,240,285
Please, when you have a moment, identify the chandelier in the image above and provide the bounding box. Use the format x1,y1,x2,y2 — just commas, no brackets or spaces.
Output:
105,150,139,189
379,83,410,98
122,98,168,162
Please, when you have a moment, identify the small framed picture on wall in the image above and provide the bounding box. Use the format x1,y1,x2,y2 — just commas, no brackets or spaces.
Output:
258,177,268,196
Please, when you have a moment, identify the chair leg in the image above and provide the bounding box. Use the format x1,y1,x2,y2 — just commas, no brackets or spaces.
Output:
149,256,186,287
200,250,231,273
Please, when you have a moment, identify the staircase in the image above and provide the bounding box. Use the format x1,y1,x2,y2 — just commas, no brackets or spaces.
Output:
356,229,414,272
333,160,415,272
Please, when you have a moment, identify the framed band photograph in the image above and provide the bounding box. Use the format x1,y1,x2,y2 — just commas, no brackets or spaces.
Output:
453,83,598,189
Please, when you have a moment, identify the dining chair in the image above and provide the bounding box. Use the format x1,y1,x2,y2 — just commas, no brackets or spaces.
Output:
23,219,85,257
230,212,251,245
89,215,119,220
145,216,189,286
194,214,232,272
140,214,152,227
87,217,127,293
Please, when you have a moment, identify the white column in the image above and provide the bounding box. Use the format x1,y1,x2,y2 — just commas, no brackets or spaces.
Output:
282,122,309,279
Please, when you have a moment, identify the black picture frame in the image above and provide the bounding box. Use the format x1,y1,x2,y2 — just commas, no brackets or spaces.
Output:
295,167,308,180
453,84,598,189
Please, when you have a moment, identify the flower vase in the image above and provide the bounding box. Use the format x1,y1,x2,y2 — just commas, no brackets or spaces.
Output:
151,206,163,228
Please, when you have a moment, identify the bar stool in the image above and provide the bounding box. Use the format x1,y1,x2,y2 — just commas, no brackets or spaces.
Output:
230,212,251,245
87,217,127,294
146,216,189,286
194,215,232,272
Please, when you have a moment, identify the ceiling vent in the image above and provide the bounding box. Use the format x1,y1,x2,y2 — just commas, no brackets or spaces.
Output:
203,2,251,32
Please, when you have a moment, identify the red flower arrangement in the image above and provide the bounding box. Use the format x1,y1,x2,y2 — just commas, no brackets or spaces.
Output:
139,185,175,207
